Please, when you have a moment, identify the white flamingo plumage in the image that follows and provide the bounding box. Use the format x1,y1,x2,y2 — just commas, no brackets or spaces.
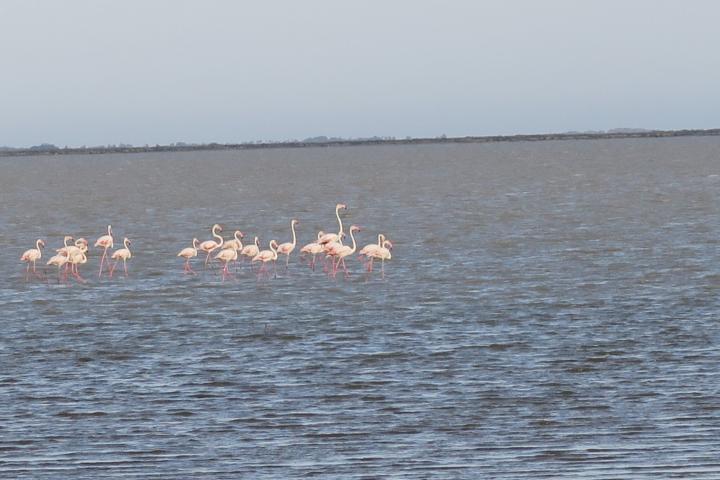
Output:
300,231,326,270
252,239,278,278
199,224,224,267
20,239,45,280
365,239,393,278
178,238,200,274
276,219,299,269
109,237,132,277
95,225,114,278
329,225,360,278
214,246,238,280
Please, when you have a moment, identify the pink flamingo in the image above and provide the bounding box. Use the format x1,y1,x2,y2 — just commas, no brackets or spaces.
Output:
329,225,360,278
109,238,132,278
276,219,299,270
318,203,347,246
222,230,245,252
240,236,261,271
177,238,200,274
67,248,88,283
20,239,45,280
366,240,393,278
56,237,89,281
214,246,238,281
359,233,385,259
300,231,326,270
199,224,224,267
252,240,278,279
95,225,114,278
47,250,70,282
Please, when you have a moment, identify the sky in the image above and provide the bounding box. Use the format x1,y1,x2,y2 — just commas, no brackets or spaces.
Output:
1,0,719,147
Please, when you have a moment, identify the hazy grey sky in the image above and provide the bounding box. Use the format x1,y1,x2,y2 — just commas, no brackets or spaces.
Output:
1,0,718,147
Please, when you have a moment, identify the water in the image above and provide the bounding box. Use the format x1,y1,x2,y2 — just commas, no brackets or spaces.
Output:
1,137,720,478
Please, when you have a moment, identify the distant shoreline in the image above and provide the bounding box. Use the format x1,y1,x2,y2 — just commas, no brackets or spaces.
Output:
2,128,719,157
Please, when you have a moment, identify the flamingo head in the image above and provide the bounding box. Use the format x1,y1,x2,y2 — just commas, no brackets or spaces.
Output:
76,238,88,246
350,225,361,233
192,238,200,247
292,219,299,226
316,230,325,240
385,240,394,250
336,203,347,211
64,235,74,244
38,239,46,248
212,223,222,232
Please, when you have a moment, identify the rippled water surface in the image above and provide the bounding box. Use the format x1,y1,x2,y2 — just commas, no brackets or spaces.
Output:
2,137,720,478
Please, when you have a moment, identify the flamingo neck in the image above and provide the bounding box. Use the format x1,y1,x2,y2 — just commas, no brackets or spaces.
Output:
108,225,112,237
192,238,199,250
377,233,385,246
336,206,344,236
270,241,278,260
290,222,297,247
64,237,71,248
348,229,357,254
213,226,224,247
36,239,43,250
124,238,130,249
255,237,260,248
235,231,243,250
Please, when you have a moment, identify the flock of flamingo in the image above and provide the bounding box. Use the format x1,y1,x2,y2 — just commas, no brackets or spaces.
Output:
20,203,393,283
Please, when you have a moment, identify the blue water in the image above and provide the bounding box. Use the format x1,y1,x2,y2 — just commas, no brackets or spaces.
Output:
1,137,720,478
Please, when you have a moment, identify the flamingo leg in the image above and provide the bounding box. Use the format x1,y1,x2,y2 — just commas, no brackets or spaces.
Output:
73,268,87,284
98,249,107,278
123,259,128,277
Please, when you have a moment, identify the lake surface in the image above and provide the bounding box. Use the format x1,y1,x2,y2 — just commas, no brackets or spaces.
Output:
1,137,720,478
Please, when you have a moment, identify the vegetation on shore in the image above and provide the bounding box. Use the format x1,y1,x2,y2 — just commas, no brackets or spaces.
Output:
2,128,719,157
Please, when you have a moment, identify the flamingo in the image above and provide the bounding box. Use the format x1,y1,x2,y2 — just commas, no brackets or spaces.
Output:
57,237,89,280
67,248,88,283
300,231,326,270
109,237,132,278
222,230,245,252
240,236,260,260
95,225,114,278
366,240,393,278
252,240,278,278
177,238,200,274
330,225,360,278
318,203,347,245
57,236,74,255
46,250,70,282
214,246,238,281
199,224,224,267
276,219,299,270
359,233,386,258
20,239,45,280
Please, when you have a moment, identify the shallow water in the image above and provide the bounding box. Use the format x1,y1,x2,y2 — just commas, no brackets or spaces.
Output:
1,137,720,478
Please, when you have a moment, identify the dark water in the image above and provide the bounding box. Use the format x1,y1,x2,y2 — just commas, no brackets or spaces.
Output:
2,137,720,478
